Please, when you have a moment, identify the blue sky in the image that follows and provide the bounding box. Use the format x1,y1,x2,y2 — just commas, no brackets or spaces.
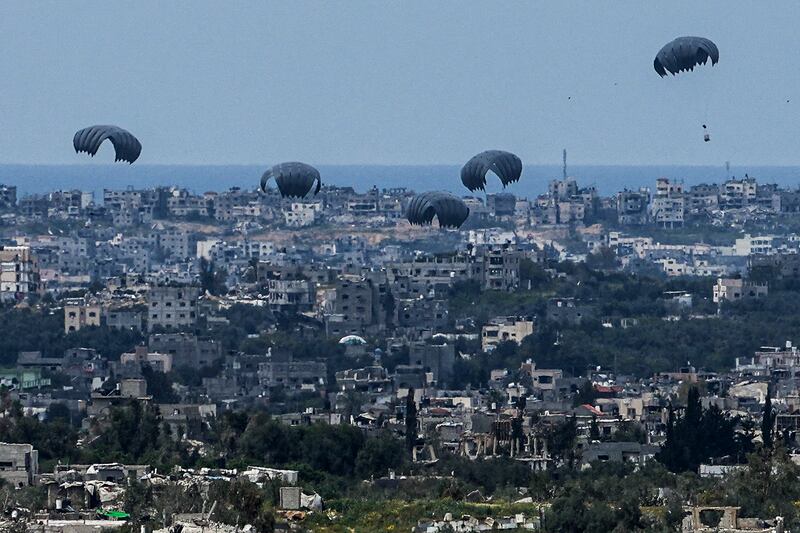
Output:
1,1,799,166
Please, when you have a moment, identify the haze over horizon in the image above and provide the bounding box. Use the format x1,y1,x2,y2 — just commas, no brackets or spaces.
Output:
2,1,800,167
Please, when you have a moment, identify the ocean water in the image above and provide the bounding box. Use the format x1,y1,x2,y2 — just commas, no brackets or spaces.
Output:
1,163,800,199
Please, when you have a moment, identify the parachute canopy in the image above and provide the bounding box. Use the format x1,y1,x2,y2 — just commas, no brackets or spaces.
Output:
654,36,719,77
461,150,522,192
260,162,321,198
406,191,470,229
73,125,141,164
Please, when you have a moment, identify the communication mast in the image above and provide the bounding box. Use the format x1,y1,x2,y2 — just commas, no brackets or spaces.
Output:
562,149,567,180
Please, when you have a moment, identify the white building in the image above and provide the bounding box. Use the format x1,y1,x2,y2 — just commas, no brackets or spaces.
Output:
650,195,684,228
0,246,40,302
733,234,774,256
196,239,224,260
482,316,535,351
284,202,321,227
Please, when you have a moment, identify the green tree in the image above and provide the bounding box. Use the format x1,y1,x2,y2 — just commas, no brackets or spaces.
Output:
405,389,417,454
355,432,405,479
677,387,703,472
547,415,578,468
613,495,645,532
141,365,179,403
574,380,597,407
589,415,600,441
45,403,71,424
761,386,775,452
207,478,275,531
658,402,687,473
544,487,617,533
586,246,620,270
122,480,153,525
519,258,551,289
657,387,747,473
722,450,800,528
610,420,646,444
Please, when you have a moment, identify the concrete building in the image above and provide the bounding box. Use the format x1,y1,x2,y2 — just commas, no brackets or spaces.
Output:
546,297,594,324
64,300,102,333
387,253,473,294
687,183,720,212
549,178,579,200
331,276,376,325
166,189,211,218
748,342,800,370
268,278,315,312
581,441,659,467
775,190,800,213
712,278,769,303
258,355,327,392
649,178,685,228
396,297,449,331
650,195,684,228
519,360,563,393
482,316,535,351
159,403,218,441
55,236,92,274
721,176,758,209
557,200,586,223
105,305,145,331
146,285,201,331
749,253,800,279
0,442,39,487
120,345,173,372
88,379,150,417
655,177,683,197
616,189,650,225
323,275,389,337
284,202,321,227
259,264,315,312
409,342,455,386
486,193,516,218
733,234,774,256
149,332,221,368
474,246,521,291
0,246,40,302
154,228,193,260
0,185,17,209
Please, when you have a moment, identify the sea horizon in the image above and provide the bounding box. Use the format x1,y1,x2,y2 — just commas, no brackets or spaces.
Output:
2,163,800,199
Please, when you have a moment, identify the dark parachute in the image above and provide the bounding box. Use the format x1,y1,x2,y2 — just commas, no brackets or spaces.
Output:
260,162,322,198
460,150,522,192
406,191,470,229
654,36,719,77
73,125,142,164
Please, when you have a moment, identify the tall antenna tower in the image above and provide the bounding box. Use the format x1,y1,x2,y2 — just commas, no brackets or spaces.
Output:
562,149,567,180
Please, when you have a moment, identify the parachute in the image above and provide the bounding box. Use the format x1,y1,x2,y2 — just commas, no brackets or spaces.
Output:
73,125,142,164
460,150,522,192
654,36,719,77
260,162,322,198
406,191,470,229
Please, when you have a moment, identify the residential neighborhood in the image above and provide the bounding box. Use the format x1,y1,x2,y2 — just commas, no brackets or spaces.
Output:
4,2,800,530
0,173,797,531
